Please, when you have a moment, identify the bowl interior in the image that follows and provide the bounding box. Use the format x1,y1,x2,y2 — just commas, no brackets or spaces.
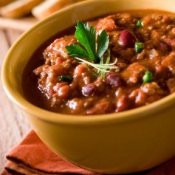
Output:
2,0,175,123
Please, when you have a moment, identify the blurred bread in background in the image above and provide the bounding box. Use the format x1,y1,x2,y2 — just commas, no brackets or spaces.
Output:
0,0,43,18
0,0,87,20
0,0,16,7
32,0,76,20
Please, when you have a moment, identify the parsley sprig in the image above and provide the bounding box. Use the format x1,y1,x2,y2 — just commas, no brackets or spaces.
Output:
66,22,118,77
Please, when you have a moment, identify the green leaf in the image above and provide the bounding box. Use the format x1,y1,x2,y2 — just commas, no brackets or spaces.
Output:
86,23,96,55
97,30,109,58
66,44,89,59
65,21,113,78
75,22,96,61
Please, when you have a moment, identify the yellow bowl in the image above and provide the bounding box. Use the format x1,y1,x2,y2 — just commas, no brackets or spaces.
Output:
2,0,175,174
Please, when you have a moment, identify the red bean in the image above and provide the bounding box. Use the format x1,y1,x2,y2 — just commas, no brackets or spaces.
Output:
129,89,146,106
158,41,171,53
118,30,136,48
82,84,96,97
116,95,128,112
106,73,123,88
57,85,70,99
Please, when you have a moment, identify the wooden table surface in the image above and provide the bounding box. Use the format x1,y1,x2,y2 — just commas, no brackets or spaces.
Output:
0,29,31,171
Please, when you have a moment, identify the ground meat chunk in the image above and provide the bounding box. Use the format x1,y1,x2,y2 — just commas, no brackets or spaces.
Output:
96,16,117,31
86,99,114,115
167,78,175,93
114,13,135,28
73,64,92,86
109,31,120,47
163,38,175,49
148,56,166,76
34,57,75,101
43,35,76,64
141,82,165,103
151,30,161,45
53,83,70,99
143,14,171,29
129,82,165,106
141,82,164,95
35,65,58,98
121,63,147,85
162,52,175,74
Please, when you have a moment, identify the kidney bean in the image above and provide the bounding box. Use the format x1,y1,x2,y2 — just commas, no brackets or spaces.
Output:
115,87,126,98
57,84,70,99
162,52,175,74
116,95,128,112
118,30,136,48
129,89,146,106
158,41,171,53
121,62,146,85
106,73,123,88
82,84,96,97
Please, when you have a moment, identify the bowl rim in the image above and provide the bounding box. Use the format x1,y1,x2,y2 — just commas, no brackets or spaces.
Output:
2,0,175,125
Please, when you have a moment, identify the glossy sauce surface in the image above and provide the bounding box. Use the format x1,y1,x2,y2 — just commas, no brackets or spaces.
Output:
22,10,175,115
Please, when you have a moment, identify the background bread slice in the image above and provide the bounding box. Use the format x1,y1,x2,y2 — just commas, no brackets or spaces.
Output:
0,0,16,7
0,0,44,18
32,0,78,20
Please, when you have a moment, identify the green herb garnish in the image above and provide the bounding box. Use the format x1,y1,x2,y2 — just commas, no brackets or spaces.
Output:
142,70,153,84
136,20,143,28
135,42,144,53
66,22,118,77
58,75,73,83
74,50,118,78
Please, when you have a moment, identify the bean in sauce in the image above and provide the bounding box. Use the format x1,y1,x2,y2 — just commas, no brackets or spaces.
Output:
22,10,175,115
